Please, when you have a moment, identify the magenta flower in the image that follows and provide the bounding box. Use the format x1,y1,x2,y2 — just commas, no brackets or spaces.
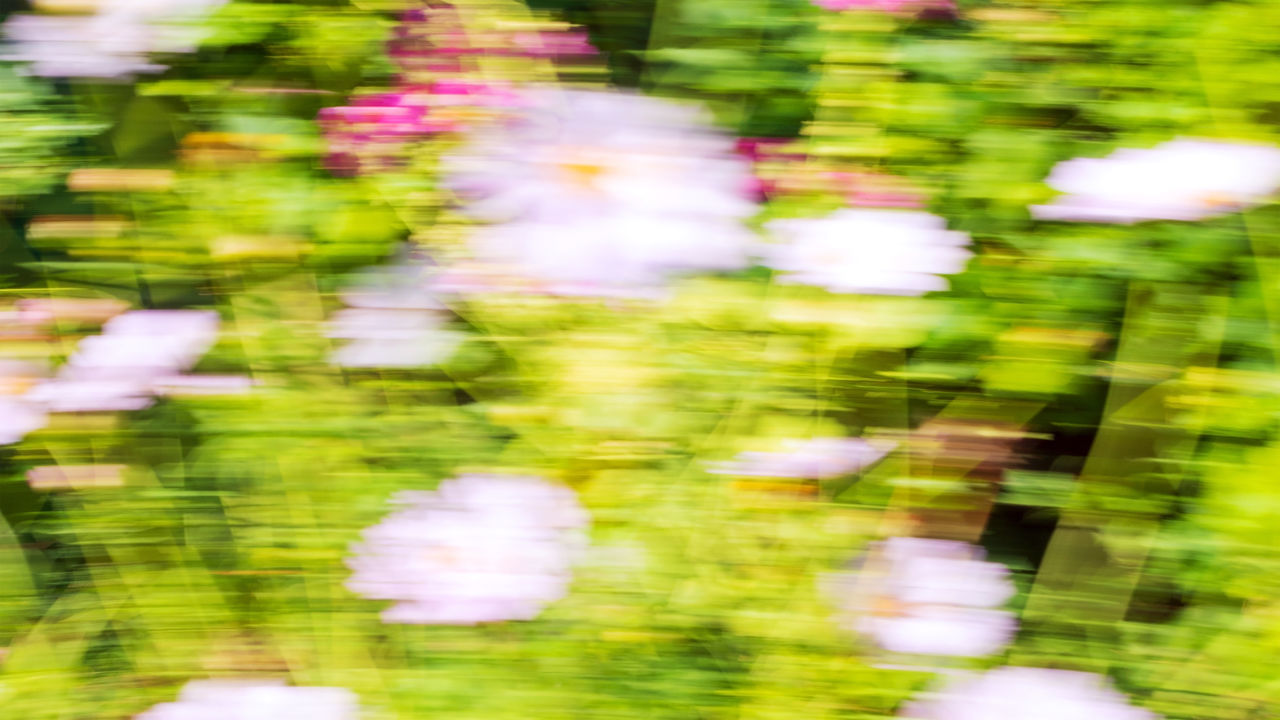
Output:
1032,138,1280,224
346,474,589,625
813,0,954,13
824,537,1017,658
134,680,359,720
902,667,1158,720
319,82,518,176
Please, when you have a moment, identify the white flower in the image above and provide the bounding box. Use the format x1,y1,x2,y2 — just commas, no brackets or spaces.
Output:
901,667,1158,720
444,88,757,296
23,309,223,413
66,310,219,376
346,474,589,624
709,437,896,479
326,260,460,368
134,680,359,720
825,537,1016,658
1031,138,1280,224
3,0,225,79
763,209,972,295
0,397,47,445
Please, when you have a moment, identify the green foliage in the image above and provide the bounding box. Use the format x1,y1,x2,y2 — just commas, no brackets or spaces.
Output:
2,1,1280,719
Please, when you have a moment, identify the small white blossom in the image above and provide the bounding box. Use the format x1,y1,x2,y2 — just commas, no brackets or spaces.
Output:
901,667,1158,720
1032,138,1280,224
825,537,1016,658
346,474,589,625
444,88,757,296
709,437,896,480
326,259,460,368
134,680,359,720
763,209,971,296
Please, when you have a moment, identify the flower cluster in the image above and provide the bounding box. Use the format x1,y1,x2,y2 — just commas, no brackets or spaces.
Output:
346,474,589,624
825,536,1016,658
3,0,225,78
318,2,594,176
318,81,519,176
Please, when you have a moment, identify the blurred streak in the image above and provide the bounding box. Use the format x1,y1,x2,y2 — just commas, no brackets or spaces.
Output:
26,215,130,239
180,133,291,168
13,297,129,325
26,463,129,491
66,168,175,192
209,236,311,261
150,374,254,396
709,437,896,481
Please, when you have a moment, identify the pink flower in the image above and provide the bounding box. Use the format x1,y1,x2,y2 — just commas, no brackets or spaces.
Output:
1032,138,1280,224
824,537,1016,658
902,667,1158,720
346,474,589,625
